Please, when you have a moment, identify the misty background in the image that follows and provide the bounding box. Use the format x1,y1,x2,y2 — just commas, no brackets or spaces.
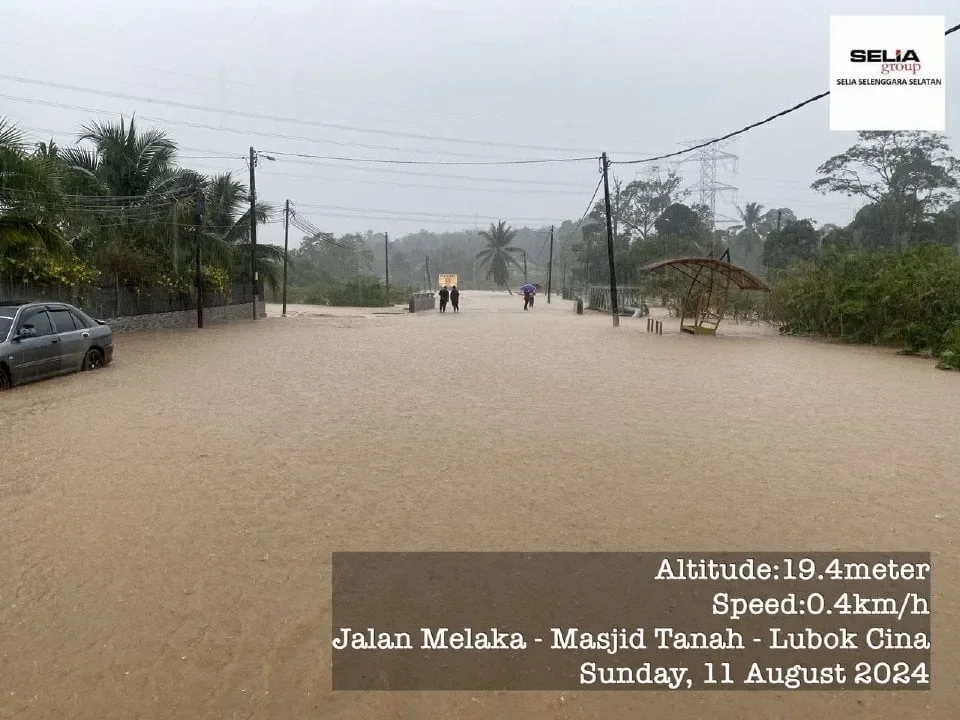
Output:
2,0,958,251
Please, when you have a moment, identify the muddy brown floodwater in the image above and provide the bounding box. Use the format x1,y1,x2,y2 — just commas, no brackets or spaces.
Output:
1,291,958,719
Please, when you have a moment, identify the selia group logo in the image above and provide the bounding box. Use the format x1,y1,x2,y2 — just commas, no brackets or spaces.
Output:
830,16,945,131
850,48,921,75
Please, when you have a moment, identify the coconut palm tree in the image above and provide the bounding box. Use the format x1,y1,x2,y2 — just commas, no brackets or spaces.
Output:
0,119,70,277
202,173,280,291
57,116,183,283
731,202,764,249
726,201,767,273
476,220,522,291
62,115,176,198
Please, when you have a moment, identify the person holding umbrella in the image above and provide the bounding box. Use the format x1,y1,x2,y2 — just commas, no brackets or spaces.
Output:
531,284,543,308
520,283,536,310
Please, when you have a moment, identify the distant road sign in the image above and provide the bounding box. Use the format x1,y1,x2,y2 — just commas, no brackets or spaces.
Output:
438,274,457,288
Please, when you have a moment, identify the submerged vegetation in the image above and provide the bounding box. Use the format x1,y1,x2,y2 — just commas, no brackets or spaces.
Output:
769,246,960,366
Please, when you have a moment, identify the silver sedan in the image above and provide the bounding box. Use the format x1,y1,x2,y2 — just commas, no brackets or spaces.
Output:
0,302,114,391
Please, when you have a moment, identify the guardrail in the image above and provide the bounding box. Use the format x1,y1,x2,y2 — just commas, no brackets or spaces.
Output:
588,285,647,314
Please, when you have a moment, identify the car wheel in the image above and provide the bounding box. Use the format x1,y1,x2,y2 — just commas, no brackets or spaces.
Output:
0,367,10,391
83,348,105,371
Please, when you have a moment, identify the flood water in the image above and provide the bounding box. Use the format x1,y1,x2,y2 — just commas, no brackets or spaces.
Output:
2,291,958,719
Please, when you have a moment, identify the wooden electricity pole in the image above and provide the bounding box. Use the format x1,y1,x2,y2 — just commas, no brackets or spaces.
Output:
384,232,390,307
282,199,289,317
195,189,205,328
602,152,619,327
248,146,258,319
547,225,554,303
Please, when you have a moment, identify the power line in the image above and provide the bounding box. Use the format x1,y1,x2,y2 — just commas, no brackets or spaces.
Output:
0,38,610,138
283,201,560,224
287,209,550,229
0,93,527,161
289,209,358,249
566,175,605,239
613,20,960,167
612,93,830,165
0,73,608,154
192,164,590,196
17,124,247,160
531,175,603,263
262,149,596,166
11,120,595,188
261,157,591,186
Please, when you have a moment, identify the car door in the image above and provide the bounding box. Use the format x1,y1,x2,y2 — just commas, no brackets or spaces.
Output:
12,307,62,382
48,305,87,373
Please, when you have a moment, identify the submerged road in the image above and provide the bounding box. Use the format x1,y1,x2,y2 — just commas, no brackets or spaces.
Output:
2,291,957,719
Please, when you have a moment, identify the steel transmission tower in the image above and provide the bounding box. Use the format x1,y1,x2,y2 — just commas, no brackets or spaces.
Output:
673,140,739,232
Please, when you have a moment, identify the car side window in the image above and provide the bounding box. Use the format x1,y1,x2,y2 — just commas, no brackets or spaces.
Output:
70,310,90,329
49,308,78,333
19,308,55,337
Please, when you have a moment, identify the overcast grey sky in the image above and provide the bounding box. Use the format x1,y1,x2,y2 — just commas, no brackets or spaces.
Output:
2,0,957,248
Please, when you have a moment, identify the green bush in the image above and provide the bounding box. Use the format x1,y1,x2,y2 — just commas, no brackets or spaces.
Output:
301,278,414,307
769,245,960,368
936,325,960,370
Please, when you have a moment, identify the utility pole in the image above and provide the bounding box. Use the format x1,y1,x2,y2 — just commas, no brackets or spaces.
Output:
195,188,205,329
357,239,362,306
523,251,527,283
776,209,783,234
282,199,290,317
602,152,619,327
547,225,554,303
425,255,431,291
955,212,960,255
248,146,258,320
384,232,390,307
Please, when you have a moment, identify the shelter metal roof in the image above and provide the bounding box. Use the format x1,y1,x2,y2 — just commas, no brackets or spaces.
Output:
640,257,770,292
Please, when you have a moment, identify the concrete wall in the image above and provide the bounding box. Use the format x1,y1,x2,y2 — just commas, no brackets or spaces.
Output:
103,301,266,333
409,293,436,312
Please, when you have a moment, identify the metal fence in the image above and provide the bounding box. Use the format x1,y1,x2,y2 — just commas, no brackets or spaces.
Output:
587,285,647,313
0,278,263,319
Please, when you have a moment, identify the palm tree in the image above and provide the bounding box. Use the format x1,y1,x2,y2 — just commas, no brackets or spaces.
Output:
732,202,764,248
727,201,766,272
475,220,522,291
0,119,70,278
57,116,182,283
63,115,176,198
202,173,280,292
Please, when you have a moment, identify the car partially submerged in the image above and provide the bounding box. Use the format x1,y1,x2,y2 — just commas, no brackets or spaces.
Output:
0,302,114,391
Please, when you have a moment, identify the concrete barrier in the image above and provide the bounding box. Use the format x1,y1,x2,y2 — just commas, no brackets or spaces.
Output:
409,292,436,312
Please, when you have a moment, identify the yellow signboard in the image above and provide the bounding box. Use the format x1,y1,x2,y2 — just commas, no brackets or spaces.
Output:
438,274,458,288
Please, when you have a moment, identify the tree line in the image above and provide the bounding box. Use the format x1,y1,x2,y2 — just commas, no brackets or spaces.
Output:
3,115,958,367
1,116,282,297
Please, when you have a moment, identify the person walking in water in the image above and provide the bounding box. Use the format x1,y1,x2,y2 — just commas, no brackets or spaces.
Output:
521,283,535,310
438,285,450,312
450,286,460,312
